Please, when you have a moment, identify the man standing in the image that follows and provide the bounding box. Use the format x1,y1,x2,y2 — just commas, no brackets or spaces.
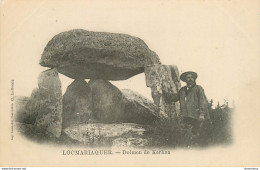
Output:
169,71,210,138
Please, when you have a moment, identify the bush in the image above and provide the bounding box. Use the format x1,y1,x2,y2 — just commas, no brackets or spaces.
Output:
149,99,233,148
148,115,193,148
207,100,233,145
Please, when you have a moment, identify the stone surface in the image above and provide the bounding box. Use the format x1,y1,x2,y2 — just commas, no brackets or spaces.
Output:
14,96,29,122
168,65,181,116
88,79,125,123
62,79,93,129
121,89,160,124
15,122,33,135
112,137,149,148
25,68,63,138
88,80,160,124
63,123,151,147
169,65,181,88
40,29,161,80
144,64,181,118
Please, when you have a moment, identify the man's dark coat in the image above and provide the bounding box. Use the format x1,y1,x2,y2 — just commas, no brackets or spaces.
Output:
170,84,210,120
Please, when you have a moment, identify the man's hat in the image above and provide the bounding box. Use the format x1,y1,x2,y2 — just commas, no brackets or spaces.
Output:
180,71,198,82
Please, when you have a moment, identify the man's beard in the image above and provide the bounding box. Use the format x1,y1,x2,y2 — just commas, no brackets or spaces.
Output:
187,80,195,87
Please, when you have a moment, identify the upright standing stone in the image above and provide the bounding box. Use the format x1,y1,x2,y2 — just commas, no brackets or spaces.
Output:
62,79,93,129
169,65,181,89
169,65,181,116
26,68,63,138
144,65,181,118
88,79,125,123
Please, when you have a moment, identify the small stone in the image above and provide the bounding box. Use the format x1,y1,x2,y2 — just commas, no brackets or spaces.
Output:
14,96,29,123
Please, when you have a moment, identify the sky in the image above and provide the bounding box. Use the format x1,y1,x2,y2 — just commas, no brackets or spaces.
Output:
1,0,259,107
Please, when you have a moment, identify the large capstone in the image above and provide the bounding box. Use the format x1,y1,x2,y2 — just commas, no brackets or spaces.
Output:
25,68,63,138
121,89,160,124
62,79,93,129
40,29,161,80
144,65,181,118
88,79,125,123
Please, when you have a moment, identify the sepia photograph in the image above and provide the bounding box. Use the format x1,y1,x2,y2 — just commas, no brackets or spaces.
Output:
0,0,259,167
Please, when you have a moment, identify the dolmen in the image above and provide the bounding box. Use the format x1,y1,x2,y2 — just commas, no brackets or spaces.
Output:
16,29,181,146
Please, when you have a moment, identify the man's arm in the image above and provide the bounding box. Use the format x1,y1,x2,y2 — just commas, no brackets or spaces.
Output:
171,92,180,102
198,86,209,119
163,90,180,103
